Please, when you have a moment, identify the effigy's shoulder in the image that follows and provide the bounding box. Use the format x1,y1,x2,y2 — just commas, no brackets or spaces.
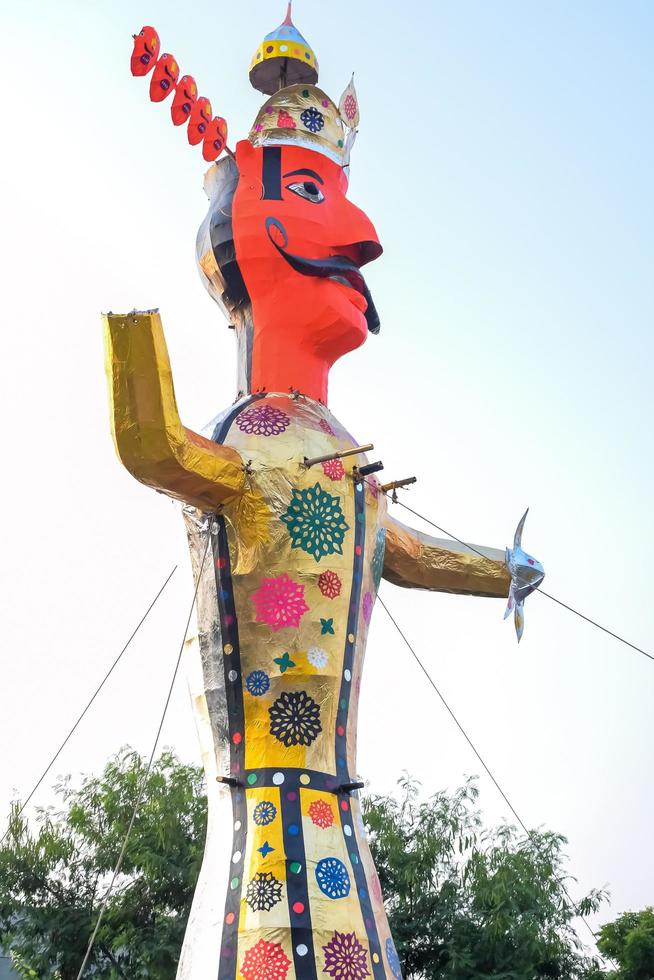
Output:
199,394,386,573
217,394,359,464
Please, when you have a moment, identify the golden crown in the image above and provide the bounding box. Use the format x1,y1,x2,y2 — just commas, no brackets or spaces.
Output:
248,4,359,168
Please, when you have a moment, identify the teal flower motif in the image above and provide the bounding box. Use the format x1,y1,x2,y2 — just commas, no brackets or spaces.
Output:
281,483,350,563
372,528,386,591
274,652,296,674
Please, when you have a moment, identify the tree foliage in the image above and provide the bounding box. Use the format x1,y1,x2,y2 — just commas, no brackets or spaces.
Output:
0,749,206,979
362,776,607,980
2,754,650,980
593,908,654,980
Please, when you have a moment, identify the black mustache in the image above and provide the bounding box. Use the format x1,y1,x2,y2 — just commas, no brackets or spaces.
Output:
265,217,380,335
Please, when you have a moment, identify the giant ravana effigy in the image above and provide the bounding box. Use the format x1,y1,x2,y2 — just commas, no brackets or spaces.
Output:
104,6,544,979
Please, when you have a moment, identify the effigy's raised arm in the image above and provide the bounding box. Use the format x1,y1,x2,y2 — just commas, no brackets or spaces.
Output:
103,311,245,511
382,513,511,598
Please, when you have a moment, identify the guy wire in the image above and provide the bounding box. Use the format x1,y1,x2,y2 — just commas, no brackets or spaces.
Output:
76,523,213,979
1,566,178,847
377,593,611,958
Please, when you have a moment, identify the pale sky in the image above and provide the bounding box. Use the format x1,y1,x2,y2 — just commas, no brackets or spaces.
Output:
1,0,652,951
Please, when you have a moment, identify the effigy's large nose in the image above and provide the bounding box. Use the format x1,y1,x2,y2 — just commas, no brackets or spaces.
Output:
334,198,383,267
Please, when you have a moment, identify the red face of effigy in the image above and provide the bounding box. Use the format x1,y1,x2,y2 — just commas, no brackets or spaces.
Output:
232,140,382,400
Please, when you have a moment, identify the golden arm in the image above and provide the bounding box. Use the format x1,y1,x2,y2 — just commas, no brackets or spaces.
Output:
382,513,510,598
103,311,245,511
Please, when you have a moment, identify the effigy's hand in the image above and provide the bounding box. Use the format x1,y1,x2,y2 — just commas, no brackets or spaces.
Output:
103,310,245,511
504,509,545,642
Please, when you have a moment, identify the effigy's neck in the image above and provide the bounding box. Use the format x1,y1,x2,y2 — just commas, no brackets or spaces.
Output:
247,333,332,404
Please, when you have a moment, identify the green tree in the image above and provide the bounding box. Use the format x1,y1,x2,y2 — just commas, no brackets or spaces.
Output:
0,749,206,979
363,776,607,980
594,908,654,980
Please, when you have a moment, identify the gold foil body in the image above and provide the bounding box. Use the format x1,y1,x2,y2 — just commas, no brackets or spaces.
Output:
103,314,510,975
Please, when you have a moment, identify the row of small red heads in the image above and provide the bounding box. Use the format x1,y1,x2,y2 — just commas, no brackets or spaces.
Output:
131,27,228,163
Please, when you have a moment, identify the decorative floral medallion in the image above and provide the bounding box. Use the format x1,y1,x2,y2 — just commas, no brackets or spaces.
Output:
251,574,309,631
253,800,277,827
277,109,296,129
235,404,291,437
319,569,342,599
308,798,334,829
246,871,283,912
301,106,325,132
323,931,371,980
343,93,358,122
315,857,351,899
246,670,270,696
319,418,336,435
269,690,322,747
281,483,350,562
362,591,373,624
321,458,345,482
241,939,291,980
308,646,329,669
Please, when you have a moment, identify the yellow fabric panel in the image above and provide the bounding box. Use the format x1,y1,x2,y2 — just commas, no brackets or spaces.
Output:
300,789,370,971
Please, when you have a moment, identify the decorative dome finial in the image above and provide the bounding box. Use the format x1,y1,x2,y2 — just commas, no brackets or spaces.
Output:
249,2,318,96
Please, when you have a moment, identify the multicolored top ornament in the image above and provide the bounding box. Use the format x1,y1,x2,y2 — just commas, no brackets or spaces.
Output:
249,1,319,95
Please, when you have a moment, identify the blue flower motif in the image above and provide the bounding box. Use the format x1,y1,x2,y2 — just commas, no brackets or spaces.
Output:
385,938,402,980
246,670,270,696
372,528,386,591
281,482,349,563
253,800,277,827
315,857,351,899
301,106,325,133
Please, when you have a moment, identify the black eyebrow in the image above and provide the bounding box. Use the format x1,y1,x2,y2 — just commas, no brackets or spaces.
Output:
283,169,324,185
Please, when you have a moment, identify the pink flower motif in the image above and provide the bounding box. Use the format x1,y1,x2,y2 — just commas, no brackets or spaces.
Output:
252,574,309,632
319,570,342,600
309,799,334,829
362,591,373,624
236,404,291,437
277,109,296,129
323,931,370,980
322,458,345,482
366,478,379,499
344,94,358,121
371,872,383,904
241,939,291,980
319,418,336,436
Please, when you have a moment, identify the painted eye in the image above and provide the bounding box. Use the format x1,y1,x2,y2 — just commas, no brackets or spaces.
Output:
287,181,325,204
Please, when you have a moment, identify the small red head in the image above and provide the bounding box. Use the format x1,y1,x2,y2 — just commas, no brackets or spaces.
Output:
130,26,160,77
231,140,381,398
203,117,228,162
149,54,179,103
188,97,213,145
171,75,197,125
